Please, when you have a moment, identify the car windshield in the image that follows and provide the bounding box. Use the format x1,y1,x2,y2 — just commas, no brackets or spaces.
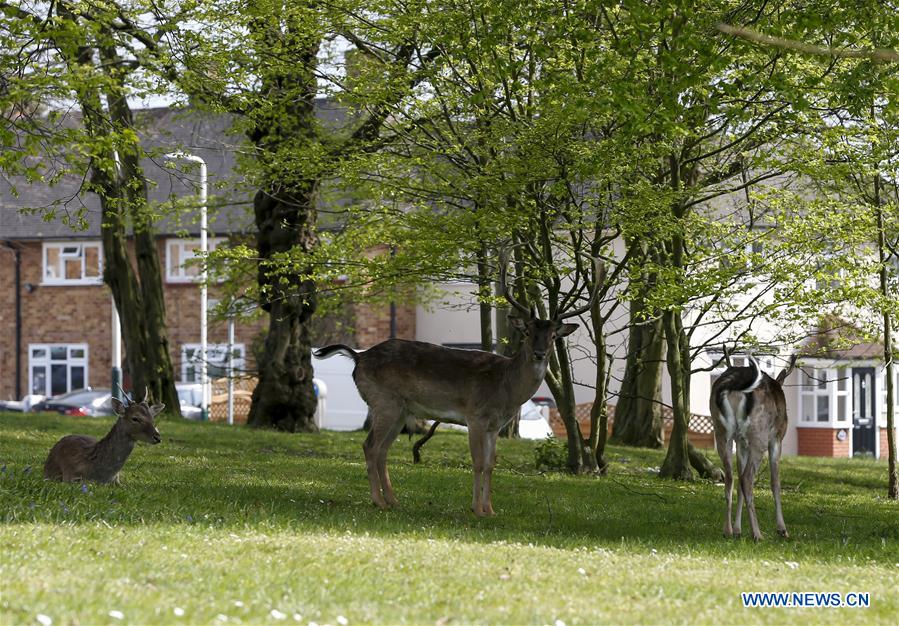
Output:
51,389,108,405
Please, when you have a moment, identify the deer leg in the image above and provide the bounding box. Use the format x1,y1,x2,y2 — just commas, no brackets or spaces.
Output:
715,433,734,538
362,429,388,509
734,442,748,538
468,424,488,516
375,417,405,508
740,448,763,542
479,430,499,517
362,407,404,509
769,439,788,538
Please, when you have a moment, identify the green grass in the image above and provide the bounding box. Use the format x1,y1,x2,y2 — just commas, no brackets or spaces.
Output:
1,412,897,626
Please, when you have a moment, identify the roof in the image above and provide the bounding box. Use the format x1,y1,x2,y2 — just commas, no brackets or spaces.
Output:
1,101,349,240
799,315,884,360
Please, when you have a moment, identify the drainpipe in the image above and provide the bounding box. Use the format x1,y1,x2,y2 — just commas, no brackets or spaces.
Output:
2,241,22,399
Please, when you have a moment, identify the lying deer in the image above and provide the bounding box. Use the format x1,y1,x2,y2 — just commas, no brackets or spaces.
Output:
711,354,796,541
315,254,587,516
43,388,164,484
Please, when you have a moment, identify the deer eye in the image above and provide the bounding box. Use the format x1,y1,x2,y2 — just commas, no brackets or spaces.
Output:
131,416,141,423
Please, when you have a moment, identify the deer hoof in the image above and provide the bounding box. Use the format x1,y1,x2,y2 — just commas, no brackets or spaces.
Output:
778,529,789,539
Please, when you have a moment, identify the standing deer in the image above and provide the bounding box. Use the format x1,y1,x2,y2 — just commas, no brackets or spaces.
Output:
43,388,164,484
711,354,796,541
315,255,589,516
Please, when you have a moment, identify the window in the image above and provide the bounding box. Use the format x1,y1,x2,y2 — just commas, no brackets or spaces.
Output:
29,344,88,396
180,343,245,382
42,242,103,285
166,238,225,283
799,367,849,425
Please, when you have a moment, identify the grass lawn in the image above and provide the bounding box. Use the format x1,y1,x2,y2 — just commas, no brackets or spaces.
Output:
1,412,897,625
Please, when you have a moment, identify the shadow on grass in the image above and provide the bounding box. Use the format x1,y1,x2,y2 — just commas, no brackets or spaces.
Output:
2,412,897,563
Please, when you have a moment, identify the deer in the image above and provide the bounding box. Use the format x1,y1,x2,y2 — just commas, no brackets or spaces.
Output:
314,252,591,516
710,353,796,541
43,387,164,484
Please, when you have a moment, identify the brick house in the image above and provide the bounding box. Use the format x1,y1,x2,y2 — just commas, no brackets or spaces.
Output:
0,107,413,411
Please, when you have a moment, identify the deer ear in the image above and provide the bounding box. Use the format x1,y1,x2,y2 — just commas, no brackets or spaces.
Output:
556,323,578,338
509,316,527,332
149,403,166,417
111,397,127,416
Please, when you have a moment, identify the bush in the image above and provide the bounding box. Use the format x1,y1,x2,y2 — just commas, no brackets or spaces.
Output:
533,435,568,472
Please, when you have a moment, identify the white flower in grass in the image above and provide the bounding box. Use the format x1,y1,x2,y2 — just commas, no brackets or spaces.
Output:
555,620,567,626
108,610,124,620
293,614,303,622
36,615,52,626
271,609,287,620
215,614,229,622
576,567,586,575
234,601,245,608
784,561,799,570
174,607,185,617
337,616,349,625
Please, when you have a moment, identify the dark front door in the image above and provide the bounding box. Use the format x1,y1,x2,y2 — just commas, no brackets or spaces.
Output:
852,367,876,457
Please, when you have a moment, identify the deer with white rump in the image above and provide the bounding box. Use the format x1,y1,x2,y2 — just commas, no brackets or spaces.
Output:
44,387,164,484
711,353,796,541
315,252,590,516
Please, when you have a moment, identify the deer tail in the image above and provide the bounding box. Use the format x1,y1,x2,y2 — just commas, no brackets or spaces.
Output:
313,344,359,362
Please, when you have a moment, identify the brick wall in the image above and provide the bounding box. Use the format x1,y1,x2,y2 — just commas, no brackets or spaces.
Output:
0,239,266,399
797,427,850,457
353,302,416,348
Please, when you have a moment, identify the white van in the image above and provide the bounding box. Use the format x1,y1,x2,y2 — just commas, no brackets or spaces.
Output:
311,348,368,430
311,348,554,437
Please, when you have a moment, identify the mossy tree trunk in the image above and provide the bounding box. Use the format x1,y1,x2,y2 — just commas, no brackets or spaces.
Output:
61,17,180,413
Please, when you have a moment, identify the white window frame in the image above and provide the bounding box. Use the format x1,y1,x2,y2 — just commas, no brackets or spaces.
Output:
41,241,103,285
165,237,225,283
29,343,89,396
798,366,850,427
180,343,246,383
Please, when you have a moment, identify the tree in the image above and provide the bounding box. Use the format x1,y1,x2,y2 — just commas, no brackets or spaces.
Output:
154,0,440,430
1,1,181,414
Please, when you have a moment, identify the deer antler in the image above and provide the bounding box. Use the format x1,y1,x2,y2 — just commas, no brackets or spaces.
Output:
498,247,531,317
142,386,149,405
115,383,132,406
557,256,604,321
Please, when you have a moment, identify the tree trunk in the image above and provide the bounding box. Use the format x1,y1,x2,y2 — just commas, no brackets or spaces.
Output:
547,337,597,474
612,310,665,448
62,27,181,414
875,178,898,499
659,309,693,480
590,328,610,475
247,188,319,432
99,45,181,412
612,248,664,448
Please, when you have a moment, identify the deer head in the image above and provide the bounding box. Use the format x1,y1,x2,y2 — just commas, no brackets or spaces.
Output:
111,387,164,444
499,249,594,363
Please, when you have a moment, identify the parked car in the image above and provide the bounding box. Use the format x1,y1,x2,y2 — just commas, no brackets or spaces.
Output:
30,388,113,417
0,394,45,412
